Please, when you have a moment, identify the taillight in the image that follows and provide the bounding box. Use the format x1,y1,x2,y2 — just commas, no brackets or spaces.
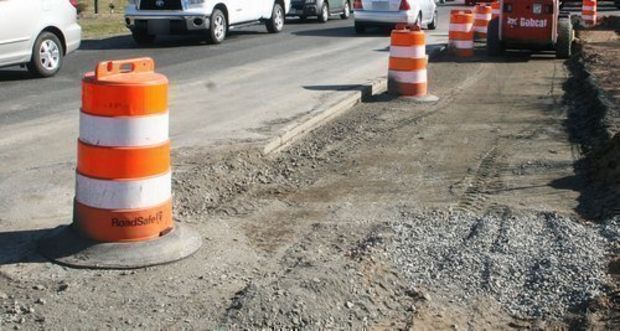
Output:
399,0,411,11
69,0,78,7
353,0,363,10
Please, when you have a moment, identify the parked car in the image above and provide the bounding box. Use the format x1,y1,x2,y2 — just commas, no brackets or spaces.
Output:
287,0,352,22
125,0,291,45
0,0,81,77
353,0,438,33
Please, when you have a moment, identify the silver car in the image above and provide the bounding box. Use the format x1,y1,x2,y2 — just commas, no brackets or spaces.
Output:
353,0,438,33
0,0,81,77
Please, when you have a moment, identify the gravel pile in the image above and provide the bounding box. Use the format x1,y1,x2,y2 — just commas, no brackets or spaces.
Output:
387,209,619,320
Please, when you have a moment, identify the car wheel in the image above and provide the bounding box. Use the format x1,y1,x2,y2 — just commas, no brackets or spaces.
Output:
318,2,329,23
556,19,573,59
27,32,63,78
487,18,503,56
354,21,366,34
341,1,351,19
415,13,422,29
208,9,227,44
428,10,438,30
131,30,156,45
266,2,285,33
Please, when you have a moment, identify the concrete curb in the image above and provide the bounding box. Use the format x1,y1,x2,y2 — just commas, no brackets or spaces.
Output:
262,44,447,155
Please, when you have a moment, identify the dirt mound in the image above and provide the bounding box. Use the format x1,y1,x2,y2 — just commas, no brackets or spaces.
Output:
563,25,620,330
596,15,620,31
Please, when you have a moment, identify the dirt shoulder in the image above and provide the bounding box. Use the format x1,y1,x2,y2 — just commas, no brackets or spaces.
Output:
1,32,620,330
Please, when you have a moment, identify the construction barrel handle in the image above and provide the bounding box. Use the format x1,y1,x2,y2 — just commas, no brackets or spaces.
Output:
95,57,155,79
395,24,422,31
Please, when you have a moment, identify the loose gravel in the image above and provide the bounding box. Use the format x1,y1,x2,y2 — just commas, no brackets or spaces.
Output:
386,209,619,320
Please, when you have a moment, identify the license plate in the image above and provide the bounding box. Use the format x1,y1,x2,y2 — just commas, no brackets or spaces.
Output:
372,1,390,10
147,20,170,34
533,3,542,14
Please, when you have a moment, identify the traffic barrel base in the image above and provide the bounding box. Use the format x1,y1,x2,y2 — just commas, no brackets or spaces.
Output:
38,223,202,269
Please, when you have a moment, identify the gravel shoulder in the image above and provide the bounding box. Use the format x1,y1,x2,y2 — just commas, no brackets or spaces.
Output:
1,27,620,329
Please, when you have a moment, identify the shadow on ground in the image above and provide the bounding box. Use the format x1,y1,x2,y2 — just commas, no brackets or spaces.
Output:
0,228,52,265
0,69,39,82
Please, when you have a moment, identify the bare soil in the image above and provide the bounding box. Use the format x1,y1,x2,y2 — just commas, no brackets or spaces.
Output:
1,28,620,330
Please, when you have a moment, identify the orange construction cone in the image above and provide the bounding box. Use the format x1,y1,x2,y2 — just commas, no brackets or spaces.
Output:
388,25,438,102
40,58,201,269
449,10,475,57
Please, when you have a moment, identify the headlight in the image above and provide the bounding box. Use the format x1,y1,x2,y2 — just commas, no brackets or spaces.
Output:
186,0,205,6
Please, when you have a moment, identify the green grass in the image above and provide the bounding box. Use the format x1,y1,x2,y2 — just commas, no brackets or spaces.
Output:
76,0,129,39
79,14,128,39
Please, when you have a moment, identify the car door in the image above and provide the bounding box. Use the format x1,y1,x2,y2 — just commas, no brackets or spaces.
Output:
421,0,433,23
229,0,259,23
0,0,41,66
331,0,344,12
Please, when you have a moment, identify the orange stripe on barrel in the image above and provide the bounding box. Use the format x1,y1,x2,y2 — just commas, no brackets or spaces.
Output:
449,31,474,40
389,57,427,71
391,31,425,46
77,140,170,179
82,74,168,116
388,82,428,97
74,199,173,242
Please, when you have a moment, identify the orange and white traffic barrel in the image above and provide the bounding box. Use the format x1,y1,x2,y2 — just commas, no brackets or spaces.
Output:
39,58,201,269
491,1,501,20
388,25,428,97
582,0,597,27
77,58,172,242
449,10,474,57
473,4,493,40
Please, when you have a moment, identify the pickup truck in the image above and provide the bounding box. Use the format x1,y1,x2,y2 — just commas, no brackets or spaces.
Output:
125,0,291,45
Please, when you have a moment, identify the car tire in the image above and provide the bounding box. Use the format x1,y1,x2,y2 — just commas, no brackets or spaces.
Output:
266,2,285,33
208,9,227,44
428,10,438,30
318,2,329,23
27,32,64,78
341,1,351,19
487,18,503,56
131,30,155,45
354,22,366,34
556,19,573,59
415,12,422,29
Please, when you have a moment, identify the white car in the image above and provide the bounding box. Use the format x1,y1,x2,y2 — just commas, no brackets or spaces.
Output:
353,0,438,33
125,0,291,45
0,0,81,77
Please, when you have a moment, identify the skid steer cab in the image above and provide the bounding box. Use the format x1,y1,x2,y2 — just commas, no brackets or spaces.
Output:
487,0,573,58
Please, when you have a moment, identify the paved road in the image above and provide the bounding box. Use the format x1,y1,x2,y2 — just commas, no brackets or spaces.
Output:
0,6,454,228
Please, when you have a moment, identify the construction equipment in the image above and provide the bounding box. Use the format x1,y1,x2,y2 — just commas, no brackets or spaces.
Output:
487,0,574,58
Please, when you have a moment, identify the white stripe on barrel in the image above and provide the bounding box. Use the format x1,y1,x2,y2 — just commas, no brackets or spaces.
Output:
388,70,427,84
389,45,426,58
79,111,169,147
76,172,172,209
475,13,492,20
449,23,474,32
451,40,474,49
474,26,488,33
